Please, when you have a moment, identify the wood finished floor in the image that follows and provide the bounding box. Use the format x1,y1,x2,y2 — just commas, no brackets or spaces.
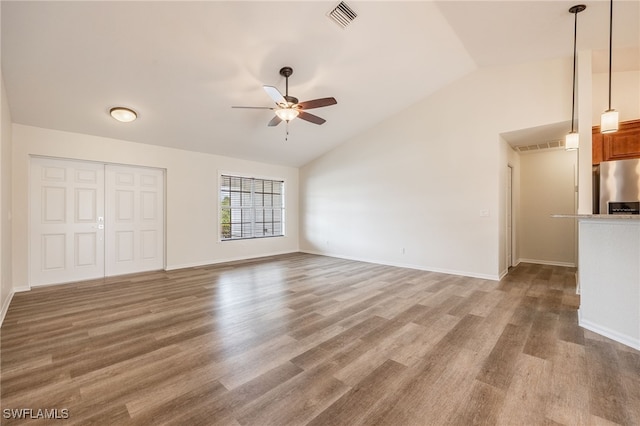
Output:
1,253,639,425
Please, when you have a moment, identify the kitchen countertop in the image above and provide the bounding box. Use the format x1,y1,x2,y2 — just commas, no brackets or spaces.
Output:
552,214,640,220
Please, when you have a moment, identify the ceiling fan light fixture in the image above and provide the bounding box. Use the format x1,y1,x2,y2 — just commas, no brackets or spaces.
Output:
233,66,336,128
110,107,137,123
275,108,299,122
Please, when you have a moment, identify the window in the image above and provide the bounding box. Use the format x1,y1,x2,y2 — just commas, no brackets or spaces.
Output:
220,175,284,240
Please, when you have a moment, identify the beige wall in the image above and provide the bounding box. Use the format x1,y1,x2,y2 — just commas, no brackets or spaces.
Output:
11,124,299,290
519,149,577,266
1,73,14,321
300,57,575,280
592,70,640,124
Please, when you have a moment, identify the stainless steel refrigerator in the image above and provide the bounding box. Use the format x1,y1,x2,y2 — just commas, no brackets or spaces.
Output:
599,158,640,214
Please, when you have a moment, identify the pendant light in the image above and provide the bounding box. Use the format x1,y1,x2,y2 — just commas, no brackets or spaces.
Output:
601,0,618,133
566,4,586,151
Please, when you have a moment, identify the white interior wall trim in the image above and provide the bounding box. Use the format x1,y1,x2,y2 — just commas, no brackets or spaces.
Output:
516,258,576,268
165,249,299,272
0,290,14,327
301,249,500,281
0,286,29,327
579,313,640,351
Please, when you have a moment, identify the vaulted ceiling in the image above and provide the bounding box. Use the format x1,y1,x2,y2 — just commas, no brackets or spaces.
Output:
2,1,639,166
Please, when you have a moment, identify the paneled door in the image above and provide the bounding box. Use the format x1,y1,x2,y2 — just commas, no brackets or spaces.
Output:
30,157,106,286
105,165,164,276
30,158,165,286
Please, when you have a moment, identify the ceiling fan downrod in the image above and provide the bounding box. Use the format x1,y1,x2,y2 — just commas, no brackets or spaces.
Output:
279,66,293,98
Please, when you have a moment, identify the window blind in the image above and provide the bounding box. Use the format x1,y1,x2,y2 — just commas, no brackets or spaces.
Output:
220,175,284,240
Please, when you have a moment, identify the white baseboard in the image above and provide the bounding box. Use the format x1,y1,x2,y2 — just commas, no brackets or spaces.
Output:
579,311,640,351
166,250,299,271
1,286,31,327
517,258,576,268
0,290,15,327
300,250,500,281
498,269,509,280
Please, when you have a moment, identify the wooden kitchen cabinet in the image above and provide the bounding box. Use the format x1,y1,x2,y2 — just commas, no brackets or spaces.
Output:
593,119,640,164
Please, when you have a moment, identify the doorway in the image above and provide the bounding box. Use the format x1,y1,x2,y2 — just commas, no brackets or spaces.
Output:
29,157,165,286
506,165,514,269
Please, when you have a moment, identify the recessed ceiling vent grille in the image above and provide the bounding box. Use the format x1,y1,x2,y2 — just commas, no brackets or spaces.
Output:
328,2,357,29
516,140,565,153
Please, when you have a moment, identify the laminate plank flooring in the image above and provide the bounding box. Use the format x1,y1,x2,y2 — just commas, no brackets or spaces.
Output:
2,253,639,425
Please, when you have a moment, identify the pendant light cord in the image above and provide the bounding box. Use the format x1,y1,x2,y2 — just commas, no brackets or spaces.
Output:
607,0,613,111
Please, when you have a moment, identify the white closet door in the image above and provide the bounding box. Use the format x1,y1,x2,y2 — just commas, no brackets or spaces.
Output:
30,157,105,286
105,165,164,276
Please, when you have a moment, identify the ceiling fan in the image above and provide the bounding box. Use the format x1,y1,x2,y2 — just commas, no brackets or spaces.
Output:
232,66,337,127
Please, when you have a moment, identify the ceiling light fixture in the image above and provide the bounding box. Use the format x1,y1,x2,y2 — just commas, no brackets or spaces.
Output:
566,4,585,151
274,107,299,122
600,0,618,133
110,107,137,123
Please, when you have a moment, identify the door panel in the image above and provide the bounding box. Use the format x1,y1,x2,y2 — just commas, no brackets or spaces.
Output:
30,158,165,286
43,234,65,270
106,165,164,276
30,157,105,286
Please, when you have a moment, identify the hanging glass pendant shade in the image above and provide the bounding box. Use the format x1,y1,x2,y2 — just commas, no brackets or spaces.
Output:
601,0,618,133
566,4,585,151
601,109,619,133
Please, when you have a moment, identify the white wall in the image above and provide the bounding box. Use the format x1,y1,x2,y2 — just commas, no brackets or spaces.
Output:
1,73,14,323
592,70,640,123
577,50,593,215
12,124,299,289
519,149,577,266
300,58,575,280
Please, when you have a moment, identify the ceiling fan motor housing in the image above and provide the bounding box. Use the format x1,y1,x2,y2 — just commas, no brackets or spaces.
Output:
284,95,299,105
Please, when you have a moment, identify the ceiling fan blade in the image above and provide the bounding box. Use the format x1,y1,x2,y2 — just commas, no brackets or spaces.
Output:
267,115,283,127
298,111,326,125
231,106,274,109
263,85,286,105
297,97,337,110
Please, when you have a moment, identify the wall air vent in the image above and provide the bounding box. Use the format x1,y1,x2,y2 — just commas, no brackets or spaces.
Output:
515,140,565,153
328,1,357,29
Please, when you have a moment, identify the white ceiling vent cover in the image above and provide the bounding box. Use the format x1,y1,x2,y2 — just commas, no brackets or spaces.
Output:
516,140,565,153
328,2,358,29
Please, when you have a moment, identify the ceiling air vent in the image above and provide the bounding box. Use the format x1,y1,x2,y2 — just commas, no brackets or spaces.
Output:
328,2,357,29
515,140,565,153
